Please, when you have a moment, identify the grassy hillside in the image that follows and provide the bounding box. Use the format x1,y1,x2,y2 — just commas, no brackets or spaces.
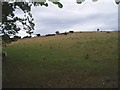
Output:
2,31,118,88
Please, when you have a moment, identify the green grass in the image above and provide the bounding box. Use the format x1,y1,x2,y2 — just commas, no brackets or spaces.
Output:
2,31,118,88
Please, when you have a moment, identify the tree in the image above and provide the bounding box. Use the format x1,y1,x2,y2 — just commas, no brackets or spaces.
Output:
26,31,33,37
2,2,34,35
76,0,120,4
1,1,63,36
55,31,60,35
69,31,74,33
97,29,99,32
2,34,11,43
11,36,21,41
36,34,41,37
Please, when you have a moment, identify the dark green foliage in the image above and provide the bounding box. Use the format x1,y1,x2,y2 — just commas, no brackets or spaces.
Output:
115,0,120,4
2,34,11,43
45,34,55,36
64,32,68,35
2,2,34,35
55,31,60,35
36,34,41,37
59,32,69,35
106,31,110,33
1,1,63,36
69,31,74,33
52,2,63,8
11,36,21,41
97,29,99,31
26,31,33,36
76,0,84,4
35,2,48,7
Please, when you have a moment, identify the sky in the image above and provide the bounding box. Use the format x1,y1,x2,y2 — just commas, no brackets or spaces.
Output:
15,0,118,37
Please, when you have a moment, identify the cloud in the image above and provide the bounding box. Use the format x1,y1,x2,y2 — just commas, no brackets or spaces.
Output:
15,0,118,36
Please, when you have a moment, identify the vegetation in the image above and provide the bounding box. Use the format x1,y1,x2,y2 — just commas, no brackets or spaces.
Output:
2,34,11,44
36,34,41,37
2,31,118,88
1,1,62,36
55,31,60,35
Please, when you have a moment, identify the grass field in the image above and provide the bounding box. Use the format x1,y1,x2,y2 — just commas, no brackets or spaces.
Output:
2,31,118,88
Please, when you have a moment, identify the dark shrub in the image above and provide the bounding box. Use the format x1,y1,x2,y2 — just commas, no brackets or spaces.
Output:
55,31,60,35
64,32,68,35
14,36,21,39
97,29,99,31
45,34,55,37
11,36,21,41
36,34,41,37
106,31,110,33
69,31,74,33
2,34,11,44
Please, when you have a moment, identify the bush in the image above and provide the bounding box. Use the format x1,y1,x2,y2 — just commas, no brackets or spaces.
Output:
14,36,21,39
45,34,55,37
69,31,74,33
106,31,110,33
11,36,21,41
36,34,41,37
64,32,68,35
55,31,60,35
2,34,11,44
97,29,99,31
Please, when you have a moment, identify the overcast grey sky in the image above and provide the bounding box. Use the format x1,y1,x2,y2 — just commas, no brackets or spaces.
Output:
16,0,118,37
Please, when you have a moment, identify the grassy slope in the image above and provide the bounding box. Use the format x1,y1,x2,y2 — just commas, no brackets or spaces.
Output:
3,31,118,88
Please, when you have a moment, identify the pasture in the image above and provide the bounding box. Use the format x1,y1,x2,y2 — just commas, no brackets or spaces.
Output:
2,31,118,88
